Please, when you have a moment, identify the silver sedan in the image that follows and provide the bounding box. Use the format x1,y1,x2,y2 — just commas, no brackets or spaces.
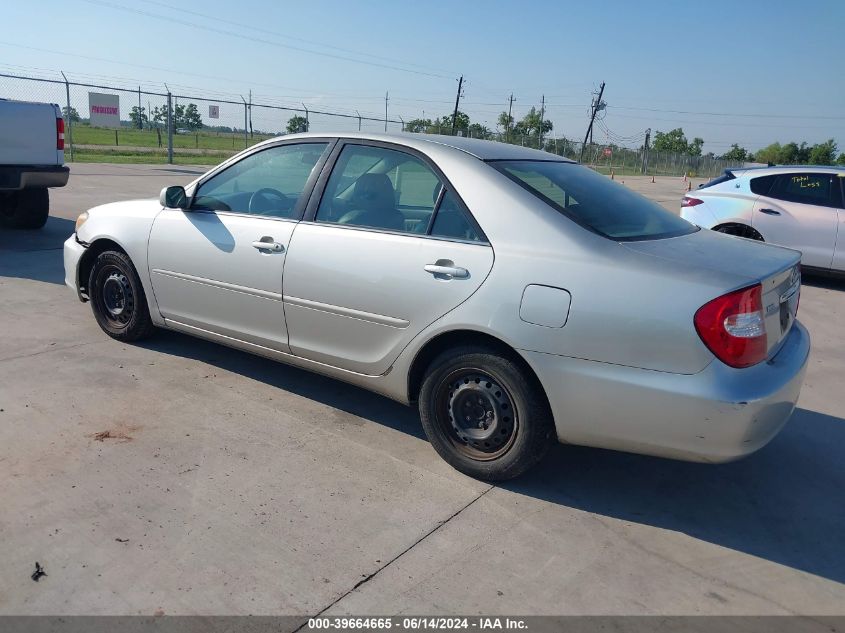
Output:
64,133,810,480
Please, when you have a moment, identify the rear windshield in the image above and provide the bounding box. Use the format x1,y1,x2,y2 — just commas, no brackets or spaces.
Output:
699,170,736,190
491,160,697,241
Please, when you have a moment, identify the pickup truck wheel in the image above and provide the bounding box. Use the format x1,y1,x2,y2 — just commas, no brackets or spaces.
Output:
89,251,155,342
0,189,49,229
419,346,554,481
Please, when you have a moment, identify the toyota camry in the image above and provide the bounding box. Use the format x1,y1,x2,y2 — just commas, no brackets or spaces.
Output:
64,133,809,480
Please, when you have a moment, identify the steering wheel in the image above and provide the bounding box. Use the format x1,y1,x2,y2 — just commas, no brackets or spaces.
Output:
248,188,289,215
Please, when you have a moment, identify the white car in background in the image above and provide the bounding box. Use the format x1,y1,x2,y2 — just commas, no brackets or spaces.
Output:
681,166,845,274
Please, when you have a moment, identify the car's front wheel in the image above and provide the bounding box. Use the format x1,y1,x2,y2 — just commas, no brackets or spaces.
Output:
89,250,155,342
419,346,554,481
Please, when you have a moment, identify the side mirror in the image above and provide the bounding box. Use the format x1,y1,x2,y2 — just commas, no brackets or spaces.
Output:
160,185,188,209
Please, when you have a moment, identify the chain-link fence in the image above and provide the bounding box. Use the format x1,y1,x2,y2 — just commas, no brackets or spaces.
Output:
0,71,404,165
1,70,743,177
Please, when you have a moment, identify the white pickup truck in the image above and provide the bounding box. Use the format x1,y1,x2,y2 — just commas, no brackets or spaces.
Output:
0,99,70,229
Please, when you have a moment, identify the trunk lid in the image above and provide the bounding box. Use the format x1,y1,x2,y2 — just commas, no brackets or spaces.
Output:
622,228,801,357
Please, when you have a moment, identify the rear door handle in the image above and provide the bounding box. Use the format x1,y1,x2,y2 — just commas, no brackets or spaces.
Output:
759,208,781,216
252,239,284,252
424,264,469,279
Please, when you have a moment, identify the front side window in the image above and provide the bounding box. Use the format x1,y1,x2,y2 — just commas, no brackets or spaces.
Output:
767,173,840,208
192,143,328,218
492,160,696,240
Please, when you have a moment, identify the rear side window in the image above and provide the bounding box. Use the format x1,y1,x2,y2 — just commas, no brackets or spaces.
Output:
750,174,776,195
768,173,840,208
491,160,696,240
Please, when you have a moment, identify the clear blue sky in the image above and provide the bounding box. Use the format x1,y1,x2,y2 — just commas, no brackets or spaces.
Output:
3,0,844,153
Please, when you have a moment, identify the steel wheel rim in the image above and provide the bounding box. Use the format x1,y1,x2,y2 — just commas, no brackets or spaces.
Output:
99,267,134,326
435,368,518,461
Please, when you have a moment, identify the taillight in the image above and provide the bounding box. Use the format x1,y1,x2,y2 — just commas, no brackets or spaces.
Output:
694,283,767,368
56,117,65,150
681,196,703,207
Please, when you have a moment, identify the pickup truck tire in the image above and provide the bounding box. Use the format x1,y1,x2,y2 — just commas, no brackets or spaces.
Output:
0,188,49,229
89,251,156,342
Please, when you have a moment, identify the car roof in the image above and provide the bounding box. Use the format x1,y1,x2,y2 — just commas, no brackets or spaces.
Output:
266,131,574,162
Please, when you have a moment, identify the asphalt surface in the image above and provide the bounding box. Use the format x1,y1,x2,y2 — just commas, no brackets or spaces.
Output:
1,164,843,617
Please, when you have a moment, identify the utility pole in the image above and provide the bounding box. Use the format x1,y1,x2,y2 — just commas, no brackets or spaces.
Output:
248,90,253,138
384,91,389,132
60,71,74,161
506,93,514,142
539,94,545,149
642,128,651,174
579,81,605,162
450,75,464,135
138,86,142,130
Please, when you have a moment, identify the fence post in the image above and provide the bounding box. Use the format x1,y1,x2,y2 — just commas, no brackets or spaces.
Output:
60,71,74,162
166,90,173,164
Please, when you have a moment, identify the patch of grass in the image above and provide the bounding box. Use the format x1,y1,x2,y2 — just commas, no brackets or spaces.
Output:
69,124,276,151
70,148,222,166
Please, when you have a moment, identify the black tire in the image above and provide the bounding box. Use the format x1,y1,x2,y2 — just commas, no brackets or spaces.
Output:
419,346,554,481
0,189,49,229
88,250,155,342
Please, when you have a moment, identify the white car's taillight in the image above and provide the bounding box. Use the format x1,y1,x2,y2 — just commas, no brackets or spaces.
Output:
694,283,767,368
681,196,703,207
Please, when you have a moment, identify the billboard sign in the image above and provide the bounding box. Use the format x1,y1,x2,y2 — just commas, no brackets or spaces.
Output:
89,92,120,128
209,105,220,119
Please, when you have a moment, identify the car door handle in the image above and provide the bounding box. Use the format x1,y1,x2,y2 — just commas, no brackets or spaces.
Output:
759,208,781,216
424,264,469,279
252,239,284,252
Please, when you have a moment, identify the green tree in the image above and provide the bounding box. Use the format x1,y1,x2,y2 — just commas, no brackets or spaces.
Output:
183,103,203,130
754,142,781,164
721,144,748,162
404,118,432,133
497,111,514,137
652,128,703,156
688,137,704,157
467,123,492,139
435,111,470,134
513,107,552,138
62,106,80,123
151,105,167,129
808,139,837,165
836,152,845,165
129,106,148,130
286,115,308,134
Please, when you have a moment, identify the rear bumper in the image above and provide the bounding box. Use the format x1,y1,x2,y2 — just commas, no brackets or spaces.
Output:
524,320,810,462
0,165,69,190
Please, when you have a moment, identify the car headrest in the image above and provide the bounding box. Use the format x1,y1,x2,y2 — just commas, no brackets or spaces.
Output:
352,173,395,210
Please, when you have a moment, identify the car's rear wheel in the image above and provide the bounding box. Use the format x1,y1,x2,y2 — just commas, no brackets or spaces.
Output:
419,346,554,480
89,250,155,341
0,189,49,229
714,223,764,241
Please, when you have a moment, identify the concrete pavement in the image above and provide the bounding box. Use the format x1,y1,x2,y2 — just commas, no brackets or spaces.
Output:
0,163,843,617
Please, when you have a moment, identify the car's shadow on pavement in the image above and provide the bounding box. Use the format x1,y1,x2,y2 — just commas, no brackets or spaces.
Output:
142,330,845,586
0,216,74,284
508,406,845,585
802,271,845,292
138,329,426,440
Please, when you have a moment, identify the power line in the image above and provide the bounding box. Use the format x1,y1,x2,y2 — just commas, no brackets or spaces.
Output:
81,0,454,80
609,104,845,121
140,0,454,78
